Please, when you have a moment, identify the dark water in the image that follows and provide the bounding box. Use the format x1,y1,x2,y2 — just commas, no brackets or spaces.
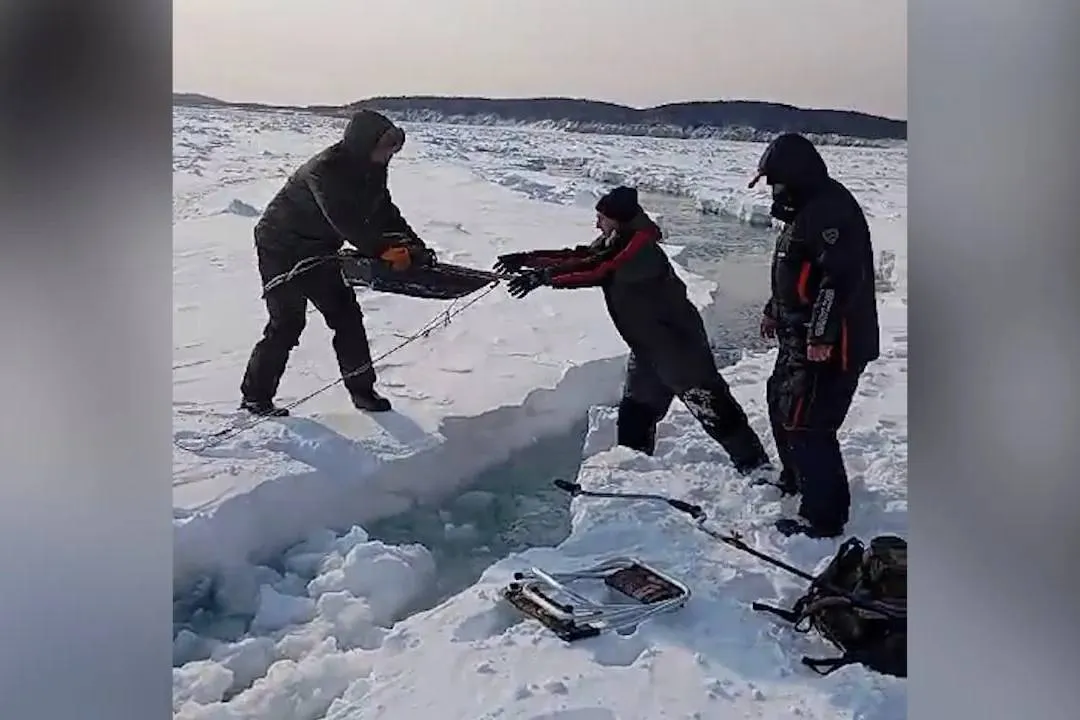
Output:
364,417,588,609
173,420,589,654
641,191,777,365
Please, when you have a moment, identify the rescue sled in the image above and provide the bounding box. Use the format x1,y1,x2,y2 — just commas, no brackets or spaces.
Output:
338,249,501,300
502,557,690,641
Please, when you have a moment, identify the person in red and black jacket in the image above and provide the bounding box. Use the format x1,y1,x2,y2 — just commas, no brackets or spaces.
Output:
750,133,881,539
497,186,771,476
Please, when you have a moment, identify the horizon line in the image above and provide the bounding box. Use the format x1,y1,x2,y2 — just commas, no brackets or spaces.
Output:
173,90,907,124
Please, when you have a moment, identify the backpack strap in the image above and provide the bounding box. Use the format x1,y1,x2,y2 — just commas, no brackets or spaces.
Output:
803,640,902,677
801,653,859,676
750,600,801,624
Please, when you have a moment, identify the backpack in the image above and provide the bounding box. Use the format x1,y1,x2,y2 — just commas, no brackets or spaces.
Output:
752,535,907,678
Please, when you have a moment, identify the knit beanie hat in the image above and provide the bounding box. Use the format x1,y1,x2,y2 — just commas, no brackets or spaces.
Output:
595,186,641,223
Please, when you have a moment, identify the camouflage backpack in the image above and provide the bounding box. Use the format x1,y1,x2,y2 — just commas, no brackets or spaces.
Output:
753,535,907,678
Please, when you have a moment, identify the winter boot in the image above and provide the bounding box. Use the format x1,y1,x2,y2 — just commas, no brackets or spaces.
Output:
350,388,392,413
616,397,663,456
240,398,289,417
720,427,772,476
774,516,844,539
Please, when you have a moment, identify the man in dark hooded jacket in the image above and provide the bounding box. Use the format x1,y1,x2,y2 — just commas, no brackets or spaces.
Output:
498,186,771,475
750,133,880,538
239,109,434,416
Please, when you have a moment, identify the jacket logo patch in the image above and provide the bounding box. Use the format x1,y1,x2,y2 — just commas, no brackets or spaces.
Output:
822,228,840,245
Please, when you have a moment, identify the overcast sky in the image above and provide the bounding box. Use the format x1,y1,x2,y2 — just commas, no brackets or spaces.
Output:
174,0,907,120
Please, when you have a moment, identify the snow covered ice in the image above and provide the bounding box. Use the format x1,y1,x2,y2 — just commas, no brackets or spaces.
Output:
173,106,907,719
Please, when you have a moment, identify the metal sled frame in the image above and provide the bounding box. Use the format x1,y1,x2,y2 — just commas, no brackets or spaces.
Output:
502,556,691,641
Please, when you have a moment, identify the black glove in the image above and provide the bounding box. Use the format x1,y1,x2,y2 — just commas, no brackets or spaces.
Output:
494,252,531,275
507,268,549,299
395,236,435,267
411,245,437,267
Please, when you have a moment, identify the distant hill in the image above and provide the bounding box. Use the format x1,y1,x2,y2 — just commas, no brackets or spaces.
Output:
173,93,228,107
173,93,906,146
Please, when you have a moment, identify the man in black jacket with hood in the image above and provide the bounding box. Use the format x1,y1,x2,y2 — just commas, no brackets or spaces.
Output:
239,109,434,417
499,186,771,476
750,133,880,538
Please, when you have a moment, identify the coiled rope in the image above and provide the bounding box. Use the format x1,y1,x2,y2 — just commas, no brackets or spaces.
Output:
174,254,502,454
260,254,340,296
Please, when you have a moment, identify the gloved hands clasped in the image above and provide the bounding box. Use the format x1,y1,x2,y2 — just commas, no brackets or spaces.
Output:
506,268,550,299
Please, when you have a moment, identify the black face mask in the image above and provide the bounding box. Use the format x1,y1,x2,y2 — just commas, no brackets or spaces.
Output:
769,183,798,223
